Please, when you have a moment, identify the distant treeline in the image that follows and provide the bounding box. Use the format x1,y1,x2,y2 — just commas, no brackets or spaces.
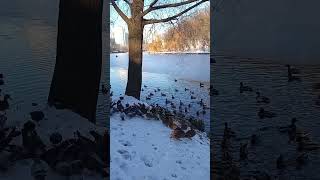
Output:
147,7,209,52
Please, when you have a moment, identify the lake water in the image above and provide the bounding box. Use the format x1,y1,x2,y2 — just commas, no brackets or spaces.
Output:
0,0,110,127
110,53,211,132
212,57,320,179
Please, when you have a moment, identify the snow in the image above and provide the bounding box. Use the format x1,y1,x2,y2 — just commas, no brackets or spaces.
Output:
0,103,107,180
110,96,210,180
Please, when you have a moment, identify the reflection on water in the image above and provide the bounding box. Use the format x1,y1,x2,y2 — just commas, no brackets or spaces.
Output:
212,58,320,178
0,0,108,127
111,53,210,132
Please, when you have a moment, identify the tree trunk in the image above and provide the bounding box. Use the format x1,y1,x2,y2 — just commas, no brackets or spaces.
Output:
48,0,103,123
125,21,144,99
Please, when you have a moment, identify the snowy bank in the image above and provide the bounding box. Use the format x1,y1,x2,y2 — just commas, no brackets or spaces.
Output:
0,102,108,180
110,96,210,180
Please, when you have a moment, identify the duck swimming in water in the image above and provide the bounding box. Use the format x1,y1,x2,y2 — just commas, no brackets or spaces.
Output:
223,122,235,138
0,79,4,86
240,143,248,160
286,64,300,74
240,82,253,93
0,94,11,111
286,65,301,82
258,107,276,119
256,92,270,104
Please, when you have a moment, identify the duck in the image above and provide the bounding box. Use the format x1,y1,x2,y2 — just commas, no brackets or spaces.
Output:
240,143,248,160
258,107,276,119
179,100,183,106
223,122,235,138
256,92,270,104
161,93,166,96
175,89,178,92
239,82,253,93
286,64,300,74
279,118,298,133
174,79,177,82
0,79,4,86
165,98,171,105
146,96,151,100
286,65,301,82
191,95,196,99
184,88,189,91
0,94,11,111
200,83,204,88
171,95,174,99
276,154,285,169
251,134,258,145
144,85,147,88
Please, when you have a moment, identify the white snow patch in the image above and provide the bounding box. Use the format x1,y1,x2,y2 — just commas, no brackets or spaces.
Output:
110,96,210,180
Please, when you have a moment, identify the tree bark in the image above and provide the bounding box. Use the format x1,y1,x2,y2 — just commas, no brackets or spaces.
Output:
124,1,144,99
48,0,103,123
125,22,143,99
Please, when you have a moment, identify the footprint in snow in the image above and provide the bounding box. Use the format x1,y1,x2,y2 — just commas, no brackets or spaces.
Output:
117,149,131,160
140,155,153,167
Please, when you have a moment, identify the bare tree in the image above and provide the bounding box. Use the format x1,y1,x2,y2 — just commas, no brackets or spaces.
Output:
111,0,209,99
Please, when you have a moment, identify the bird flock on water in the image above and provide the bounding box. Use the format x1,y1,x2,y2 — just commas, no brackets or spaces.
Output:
213,65,320,179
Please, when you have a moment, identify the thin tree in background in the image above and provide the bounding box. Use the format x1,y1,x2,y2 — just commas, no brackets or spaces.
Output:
48,0,104,123
111,0,209,99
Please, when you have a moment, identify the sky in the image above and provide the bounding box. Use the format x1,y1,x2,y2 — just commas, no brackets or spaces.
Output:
110,0,209,45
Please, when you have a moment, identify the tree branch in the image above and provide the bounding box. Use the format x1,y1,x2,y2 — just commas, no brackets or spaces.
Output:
139,0,159,18
111,0,130,23
143,0,208,25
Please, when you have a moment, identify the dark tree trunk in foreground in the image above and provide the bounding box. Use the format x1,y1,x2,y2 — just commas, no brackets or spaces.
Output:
48,0,103,123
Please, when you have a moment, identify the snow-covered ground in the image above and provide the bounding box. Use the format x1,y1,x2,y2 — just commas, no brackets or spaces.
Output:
110,96,210,180
0,103,107,180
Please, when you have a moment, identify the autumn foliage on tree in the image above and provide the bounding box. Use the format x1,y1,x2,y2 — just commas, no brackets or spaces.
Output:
147,7,210,52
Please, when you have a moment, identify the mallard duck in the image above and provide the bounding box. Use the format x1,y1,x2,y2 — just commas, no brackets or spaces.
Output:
258,107,276,119
240,82,253,93
256,92,270,104
286,64,300,74
286,65,301,82
0,94,11,111
240,143,248,160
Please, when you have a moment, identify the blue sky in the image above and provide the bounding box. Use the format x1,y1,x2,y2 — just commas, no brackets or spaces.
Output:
110,0,209,45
